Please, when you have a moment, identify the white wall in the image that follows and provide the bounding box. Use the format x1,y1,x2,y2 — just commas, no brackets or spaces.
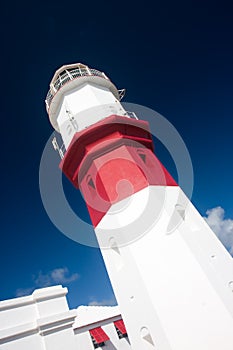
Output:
1,333,44,350
0,287,131,350
0,286,77,350
74,305,131,350
55,83,126,148
96,185,233,350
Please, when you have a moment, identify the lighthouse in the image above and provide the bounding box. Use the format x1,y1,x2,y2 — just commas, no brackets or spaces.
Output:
45,63,233,350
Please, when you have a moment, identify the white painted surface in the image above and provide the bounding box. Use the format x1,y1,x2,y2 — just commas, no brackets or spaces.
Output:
48,73,120,132
0,287,131,350
74,308,131,350
74,305,121,327
96,185,233,350
55,83,126,148
0,286,77,350
1,333,44,350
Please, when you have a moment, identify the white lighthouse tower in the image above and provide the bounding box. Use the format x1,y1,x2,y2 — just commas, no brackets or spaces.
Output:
45,63,233,350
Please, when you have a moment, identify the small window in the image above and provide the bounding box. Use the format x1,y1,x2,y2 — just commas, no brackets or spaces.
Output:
91,338,105,349
89,327,109,348
114,319,128,339
87,174,96,189
137,149,147,163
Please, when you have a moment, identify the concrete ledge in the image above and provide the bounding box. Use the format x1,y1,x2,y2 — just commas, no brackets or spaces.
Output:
37,310,77,336
0,321,37,342
0,295,34,311
32,285,67,302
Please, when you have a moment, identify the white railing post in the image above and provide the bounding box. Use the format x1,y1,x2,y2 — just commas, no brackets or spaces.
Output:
86,66,92,76
65,70,73,80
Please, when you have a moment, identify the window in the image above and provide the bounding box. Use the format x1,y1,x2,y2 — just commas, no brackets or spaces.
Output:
87,175,96,189
114,319,128,339
137,149,147,164
89,327,109,348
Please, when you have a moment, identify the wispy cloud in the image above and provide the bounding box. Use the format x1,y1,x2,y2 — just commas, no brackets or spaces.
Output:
15,267,79,297
33,267,79,287
204,206,233,255
15,287,34,297
88,296,117,306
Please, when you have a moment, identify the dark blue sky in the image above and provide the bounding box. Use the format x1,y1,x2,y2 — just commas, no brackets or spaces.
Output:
1,0,233,308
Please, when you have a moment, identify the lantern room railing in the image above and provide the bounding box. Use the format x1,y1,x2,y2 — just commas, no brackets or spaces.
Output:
45,67,109,111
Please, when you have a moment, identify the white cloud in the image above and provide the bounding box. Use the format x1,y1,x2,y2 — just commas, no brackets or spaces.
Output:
204,206,233,255
88,296,117,306
50,268,79,284
15,287,34,297
34,267,79,287
15,267,79,297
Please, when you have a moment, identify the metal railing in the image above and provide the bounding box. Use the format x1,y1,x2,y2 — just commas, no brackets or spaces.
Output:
51,110,139,158
125,111,138,120
52,136,66,159
45,67,108,110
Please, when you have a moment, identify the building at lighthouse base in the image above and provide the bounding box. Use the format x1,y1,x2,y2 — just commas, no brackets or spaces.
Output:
0,286,130,350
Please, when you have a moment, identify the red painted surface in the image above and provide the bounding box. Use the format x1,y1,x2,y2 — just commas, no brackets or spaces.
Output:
60,114,153,186
89,327,110,343
114,320,127,335
60,114,177,227
80,144,177,226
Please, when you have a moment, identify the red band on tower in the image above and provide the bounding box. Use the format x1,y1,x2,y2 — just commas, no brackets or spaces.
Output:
60,114,177,226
